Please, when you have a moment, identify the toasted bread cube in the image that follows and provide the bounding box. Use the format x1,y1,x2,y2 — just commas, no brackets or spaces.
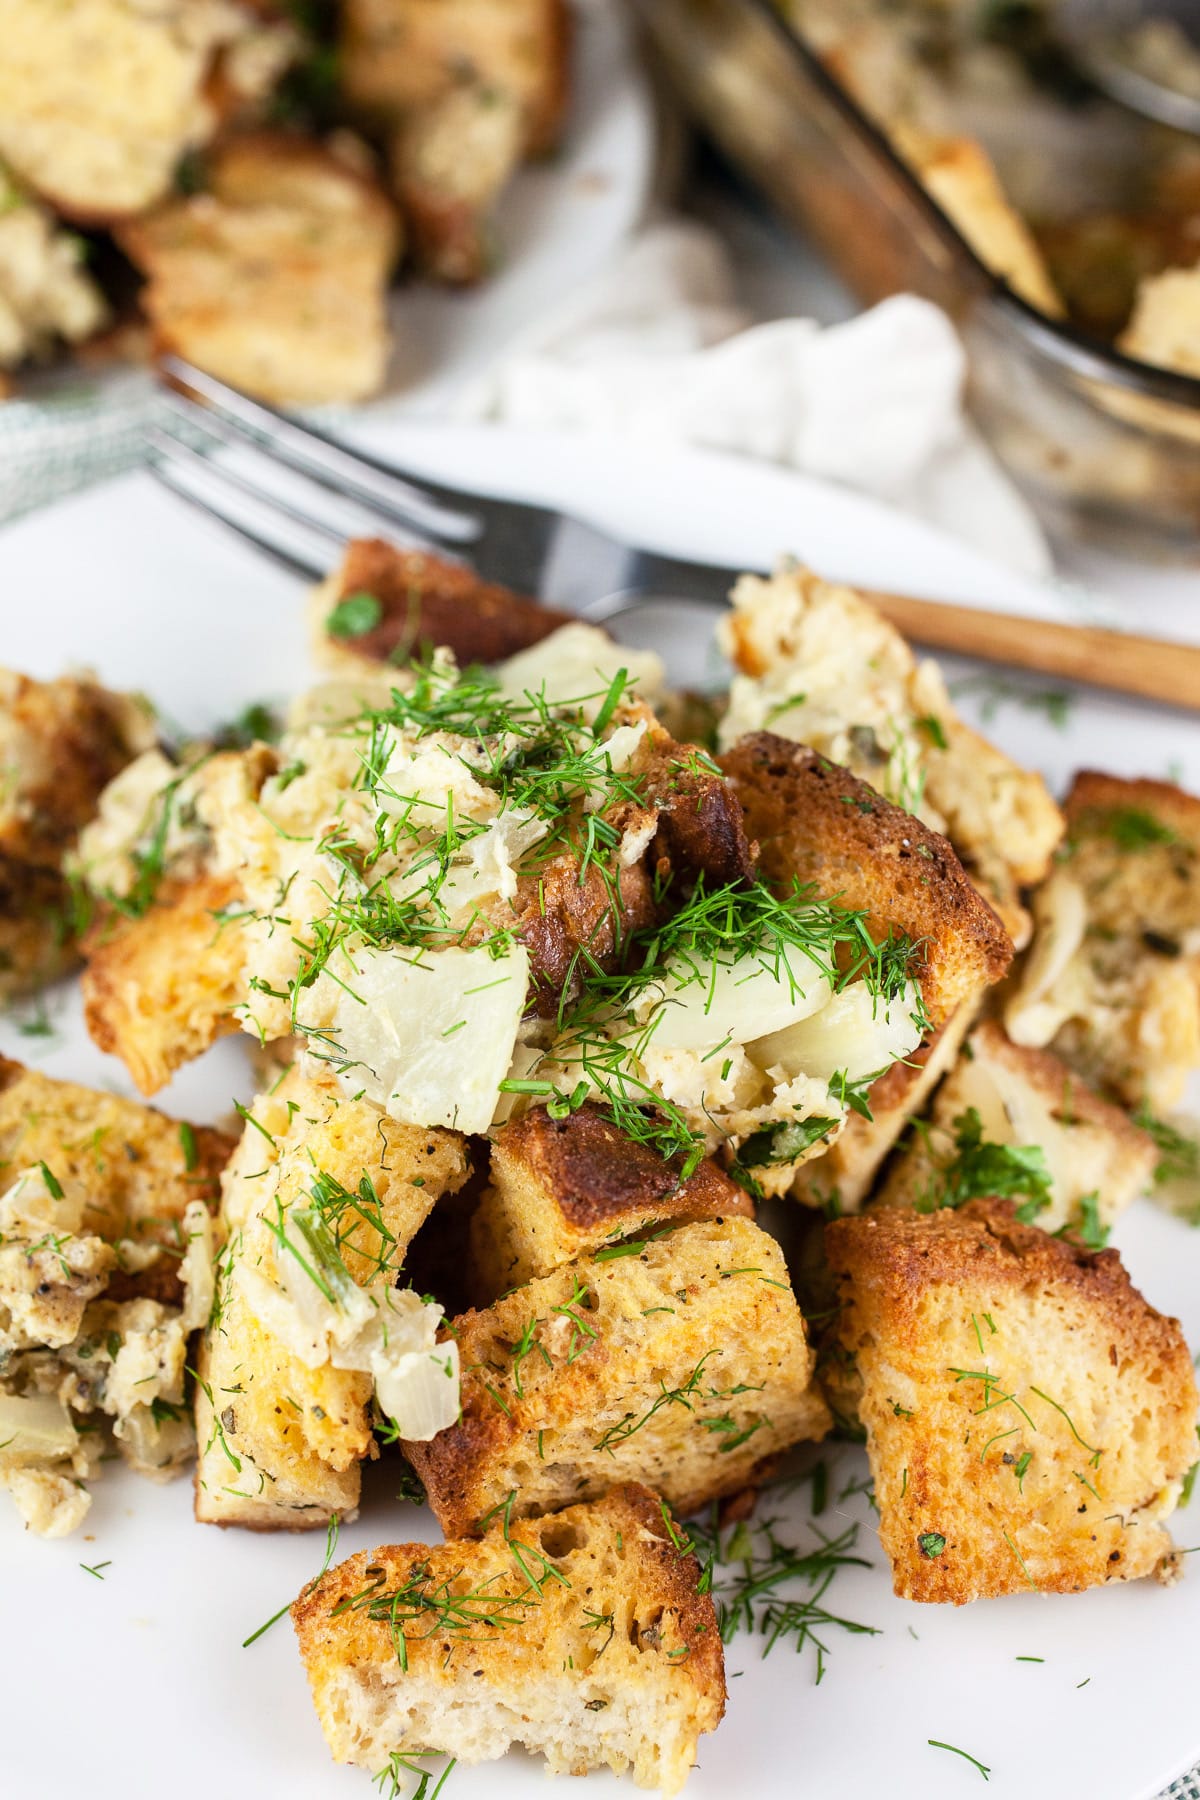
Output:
117,135,401,406
293,1482,724,1796
0,668,153,870
471,1104,753,1296
792,999,980,1214
893,128,1063,315
392,80,525,283
719,733,1013,1031
0,0,293,223
717,566,1063,941
0,1056,231,1306
875,1019,1157,1236
0,856,76,1002
194,1072,470,1529
0,172,109,375
339,0,570,157
81,872,247,1096
1006,772,1200,1111
827,1200,1198,1602
311,538,575,675
1119,262,1200,381
406,1215,831,1537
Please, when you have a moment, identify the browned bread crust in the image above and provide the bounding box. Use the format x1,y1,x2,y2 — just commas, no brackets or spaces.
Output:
292,1483,723,1795
407,1215,831,1537
1006,769,1200,1109
827,1199,1198,1602
792,998,980,1212
338,0,571,156
311,538,575,673
720,733,1012,1029
81,872,246,1095
0,855,77,1002
471,1104,753,1295
0,670,148,870
638,723,756,891
0,1055,230,1305
118,134,401,408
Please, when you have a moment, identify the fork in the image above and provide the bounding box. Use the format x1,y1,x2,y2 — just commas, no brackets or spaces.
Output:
147,357,1200,712
148,357,739,629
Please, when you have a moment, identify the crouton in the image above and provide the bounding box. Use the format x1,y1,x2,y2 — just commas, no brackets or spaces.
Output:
1006,772,1200,1111
311,538,575,675
338,0,570,158
0,668,154,870
719,733,1013,1029
392,81,526,283
0,0,294,223
471,1104,753,1296
792,997,980,1213
194,1070,470,1529
292,1482,724,1796
827,1200,1198,1602
406,1215,830,1538
893,127,1063,316
117,134,401,406
81,872,247,1096
1119,262,1200,380
717,566,1063,940
0,856,76,1002
0,171,108,375
0,1056,231,1306
875,1019,1157,1237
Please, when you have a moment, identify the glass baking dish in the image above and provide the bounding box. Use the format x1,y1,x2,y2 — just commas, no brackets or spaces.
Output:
635,0,1200,560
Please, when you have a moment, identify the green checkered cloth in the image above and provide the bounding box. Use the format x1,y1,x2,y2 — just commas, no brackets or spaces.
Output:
0,369,168,521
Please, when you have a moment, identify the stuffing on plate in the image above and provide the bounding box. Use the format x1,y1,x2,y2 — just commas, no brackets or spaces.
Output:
3,552,1198,1796
0,0,572,402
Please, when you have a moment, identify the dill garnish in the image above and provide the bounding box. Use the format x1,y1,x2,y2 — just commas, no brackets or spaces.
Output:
681,1504,878,1684
916,1109,1053,1214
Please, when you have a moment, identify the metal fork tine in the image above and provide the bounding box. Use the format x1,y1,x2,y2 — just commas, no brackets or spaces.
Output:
147,426,348,549
147,459,328,580
161,356,481,545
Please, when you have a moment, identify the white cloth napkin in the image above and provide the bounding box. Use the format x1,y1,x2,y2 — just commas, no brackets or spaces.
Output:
459,221,1053,579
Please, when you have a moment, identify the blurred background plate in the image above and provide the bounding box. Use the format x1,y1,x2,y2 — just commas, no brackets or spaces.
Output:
0,0,656,525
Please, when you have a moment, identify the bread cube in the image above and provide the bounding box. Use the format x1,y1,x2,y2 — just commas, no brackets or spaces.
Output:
1006,771,1200,1110
311,537,575,675
292,1483,723,1796
827,1200,1198,1602
471,1103,753,1296
406,1214,831,1537
118,134,401,406
720,733,1013,1032
194,1071,470,1529
875,1019,1157,1237
0,1055,230,1306
717,565,1063,943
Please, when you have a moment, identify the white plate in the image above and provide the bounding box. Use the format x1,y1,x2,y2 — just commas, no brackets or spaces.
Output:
0,0,655,519
1,428,1198,1800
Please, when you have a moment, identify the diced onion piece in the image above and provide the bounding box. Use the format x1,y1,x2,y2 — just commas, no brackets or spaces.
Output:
332,942,530,1134
1005,873,1088,1047
0,1394,77,1468
496,624,664,717
635,950,833,1053
749,979,924,1084
178,1199,216,1334
372,1338,460,1442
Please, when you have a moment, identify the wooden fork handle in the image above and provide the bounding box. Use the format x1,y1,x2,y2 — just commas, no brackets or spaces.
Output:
862,588,1200,715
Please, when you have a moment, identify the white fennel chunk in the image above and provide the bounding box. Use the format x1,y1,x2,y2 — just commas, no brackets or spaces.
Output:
330,942,529,1133
750,979,925,1084
496,623,664,716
